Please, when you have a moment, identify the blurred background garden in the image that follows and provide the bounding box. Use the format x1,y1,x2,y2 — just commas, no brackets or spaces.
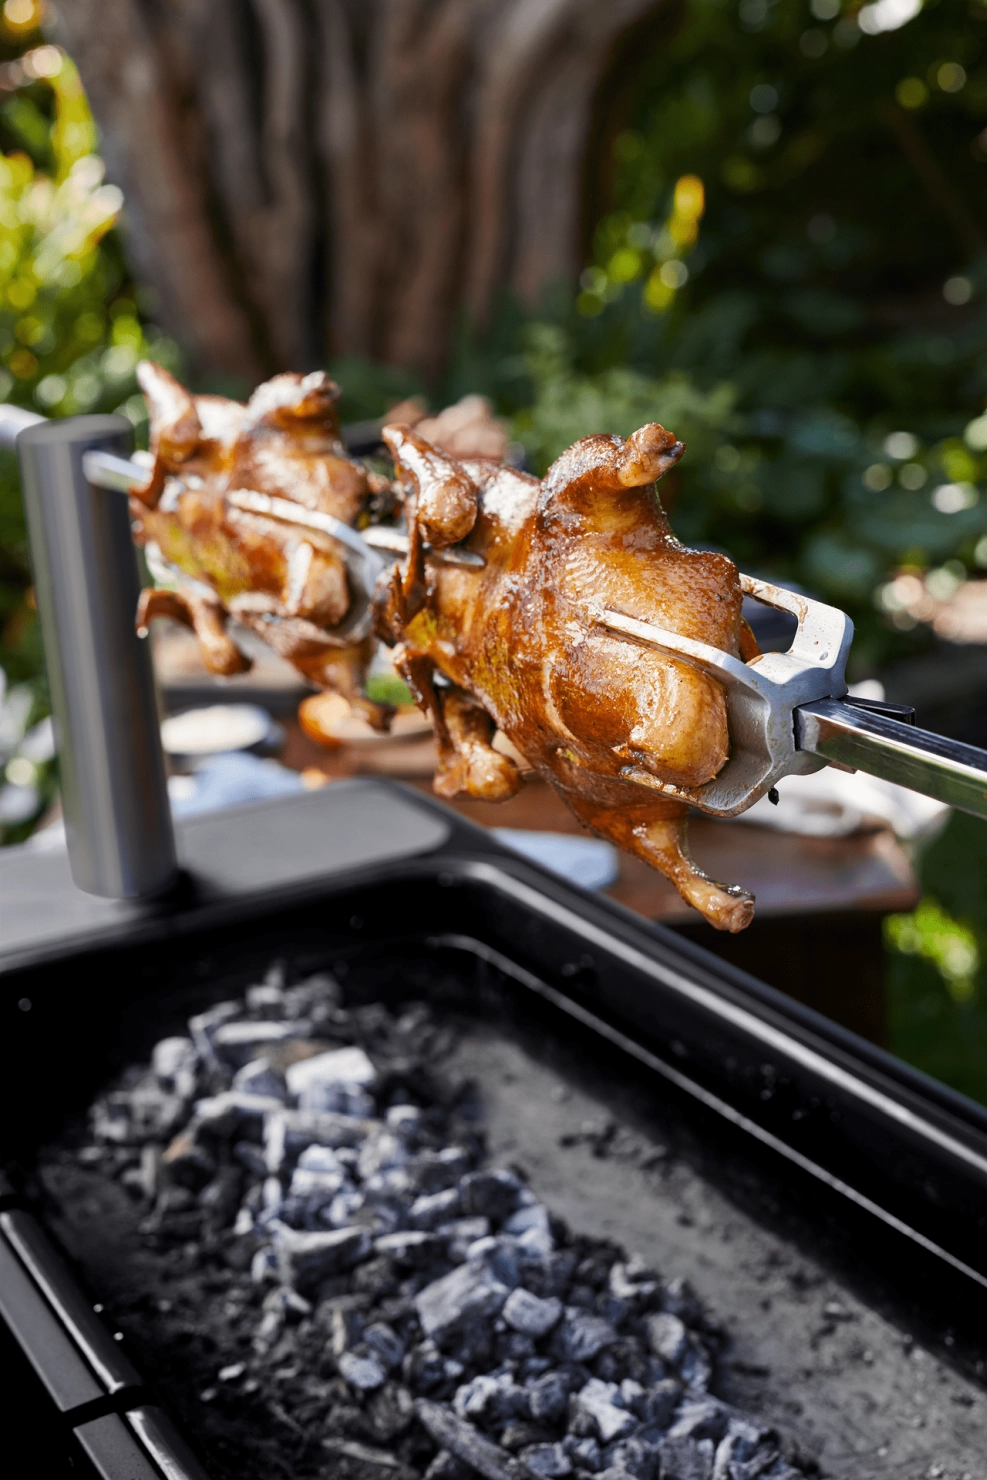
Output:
0,0,985,1100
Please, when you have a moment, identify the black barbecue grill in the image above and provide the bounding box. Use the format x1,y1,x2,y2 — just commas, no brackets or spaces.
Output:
1,412,986,1480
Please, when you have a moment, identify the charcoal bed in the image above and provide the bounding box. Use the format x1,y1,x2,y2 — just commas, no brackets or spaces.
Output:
1,781,985,1480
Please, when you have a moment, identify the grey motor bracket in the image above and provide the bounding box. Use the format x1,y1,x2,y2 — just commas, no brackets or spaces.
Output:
598,574,855,818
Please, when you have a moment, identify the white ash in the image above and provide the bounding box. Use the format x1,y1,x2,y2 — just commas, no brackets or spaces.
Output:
80,966,811,1480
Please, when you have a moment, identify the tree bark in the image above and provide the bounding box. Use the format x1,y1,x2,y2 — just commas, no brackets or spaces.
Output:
58,0,666,381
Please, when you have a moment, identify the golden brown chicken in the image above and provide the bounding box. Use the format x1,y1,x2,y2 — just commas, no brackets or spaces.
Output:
375,421,758,932
132,368,514,742
131,362,393,730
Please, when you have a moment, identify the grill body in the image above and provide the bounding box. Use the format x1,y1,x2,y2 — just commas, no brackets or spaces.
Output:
1,780,985,1477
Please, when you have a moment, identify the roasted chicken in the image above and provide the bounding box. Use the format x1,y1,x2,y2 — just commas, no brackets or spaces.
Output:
132,365,512,742
132,361,393,729
132,362,754,927
375,421,757,932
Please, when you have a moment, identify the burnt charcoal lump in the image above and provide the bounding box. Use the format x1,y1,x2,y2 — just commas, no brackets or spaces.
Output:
416,1399,517,1480
71,964,813,1480
416,1261,511,1343
519,1441,571,1479
527,1371,570,1424
503,1288,562,1338
425,1454,474,1480
340,1351,388,1392
323,1436,419,1480
460,1169,524,1222
554,1311,618,1364
655,1435,714,1480
274,1225,373,1291
574,1378,638,1442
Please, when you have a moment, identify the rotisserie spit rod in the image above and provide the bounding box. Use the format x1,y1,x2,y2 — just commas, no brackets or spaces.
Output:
68,446,987,827
3,411,986,827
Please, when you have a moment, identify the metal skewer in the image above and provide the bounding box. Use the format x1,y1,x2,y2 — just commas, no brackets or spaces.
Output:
79,450,486,567
5,405,986,825
795,700,987,819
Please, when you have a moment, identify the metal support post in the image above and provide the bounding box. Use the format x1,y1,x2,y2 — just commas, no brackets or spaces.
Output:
14,414,177,898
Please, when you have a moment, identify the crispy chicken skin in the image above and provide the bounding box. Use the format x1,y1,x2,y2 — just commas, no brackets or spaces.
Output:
375,421,756,932
131,362,390,729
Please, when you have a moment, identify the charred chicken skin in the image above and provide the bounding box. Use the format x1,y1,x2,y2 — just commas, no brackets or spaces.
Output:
375,421,757,932
131,361,392,729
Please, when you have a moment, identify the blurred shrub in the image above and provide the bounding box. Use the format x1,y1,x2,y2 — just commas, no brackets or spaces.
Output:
444,0,987,677
0,19,178,839
510,321,738,495
886,810,987,1104
327,354,424,424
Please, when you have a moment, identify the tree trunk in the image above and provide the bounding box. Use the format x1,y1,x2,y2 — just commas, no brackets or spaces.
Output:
57,0,666,382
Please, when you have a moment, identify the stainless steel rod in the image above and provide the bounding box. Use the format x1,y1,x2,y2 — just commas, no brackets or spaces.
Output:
796,698,987,821
16,415,178,898
7,402,986,828
79,446,151,495
0,404,44,444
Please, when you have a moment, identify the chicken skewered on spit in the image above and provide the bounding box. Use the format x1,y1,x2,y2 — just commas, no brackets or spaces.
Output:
12,370,982,933
375,420,761,931
128,365,511,746
129,362,398,736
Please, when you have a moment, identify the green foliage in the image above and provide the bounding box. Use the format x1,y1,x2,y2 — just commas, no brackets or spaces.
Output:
327,355,424,424
886,896,979,999
365,671,414,707
443,0,987,675
886,810,987,1105
887,946,987,1105
510,323,739,509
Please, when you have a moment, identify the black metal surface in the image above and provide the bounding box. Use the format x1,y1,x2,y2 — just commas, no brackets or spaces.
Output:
0,779,449,971
1,1210,142,1394
74,1414,165,1480
1,779,986,1476
125,1407,213,1480
0,1314,107,1480
0,1229,105,1413
0,1171,181,1477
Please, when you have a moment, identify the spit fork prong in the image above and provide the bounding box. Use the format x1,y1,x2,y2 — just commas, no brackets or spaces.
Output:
598,577,987,823
597,575,854,817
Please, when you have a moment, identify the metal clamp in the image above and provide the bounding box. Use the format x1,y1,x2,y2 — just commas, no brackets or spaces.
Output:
598,576,854,817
